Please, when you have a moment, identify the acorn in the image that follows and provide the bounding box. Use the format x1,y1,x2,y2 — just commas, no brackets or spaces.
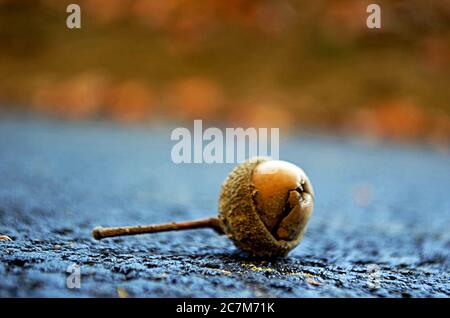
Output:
93,157,314,257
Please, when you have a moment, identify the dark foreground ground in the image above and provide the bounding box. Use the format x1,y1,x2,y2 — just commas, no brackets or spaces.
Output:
0,116,449,297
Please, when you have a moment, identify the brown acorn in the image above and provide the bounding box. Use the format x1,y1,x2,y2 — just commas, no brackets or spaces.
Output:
93,157,314,257
218,157,314,257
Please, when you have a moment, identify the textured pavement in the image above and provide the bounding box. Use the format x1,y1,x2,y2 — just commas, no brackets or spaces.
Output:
0,116,449,297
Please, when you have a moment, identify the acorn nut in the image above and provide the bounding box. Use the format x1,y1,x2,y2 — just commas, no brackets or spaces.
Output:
92,157,314,258
219,157,314,257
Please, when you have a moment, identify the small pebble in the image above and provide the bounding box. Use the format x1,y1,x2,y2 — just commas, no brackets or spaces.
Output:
117,287,128,298
0,235,12,241
306,277,321,286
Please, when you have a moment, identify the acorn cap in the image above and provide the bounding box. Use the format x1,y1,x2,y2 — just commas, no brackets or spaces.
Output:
219,157,314,257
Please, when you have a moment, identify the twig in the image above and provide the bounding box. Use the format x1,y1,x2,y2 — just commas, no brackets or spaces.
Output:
92,217,224,240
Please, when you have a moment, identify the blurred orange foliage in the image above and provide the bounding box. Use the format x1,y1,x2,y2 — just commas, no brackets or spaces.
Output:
0,0,449,147
32,73,109,120
165,77,224,121
105,80,155,123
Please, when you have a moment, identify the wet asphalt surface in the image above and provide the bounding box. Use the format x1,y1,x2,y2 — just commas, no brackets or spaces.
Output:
0,116,449,297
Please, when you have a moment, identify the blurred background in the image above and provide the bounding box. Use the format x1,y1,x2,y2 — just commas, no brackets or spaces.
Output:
0,0,449,148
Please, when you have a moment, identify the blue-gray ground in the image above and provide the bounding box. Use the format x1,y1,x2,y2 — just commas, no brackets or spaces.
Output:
0,116,449,297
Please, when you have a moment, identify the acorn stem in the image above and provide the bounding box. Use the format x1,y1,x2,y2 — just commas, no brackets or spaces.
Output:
92,217,224,240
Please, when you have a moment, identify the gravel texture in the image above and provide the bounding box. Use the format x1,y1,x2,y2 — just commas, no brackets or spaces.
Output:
0,116,449,297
